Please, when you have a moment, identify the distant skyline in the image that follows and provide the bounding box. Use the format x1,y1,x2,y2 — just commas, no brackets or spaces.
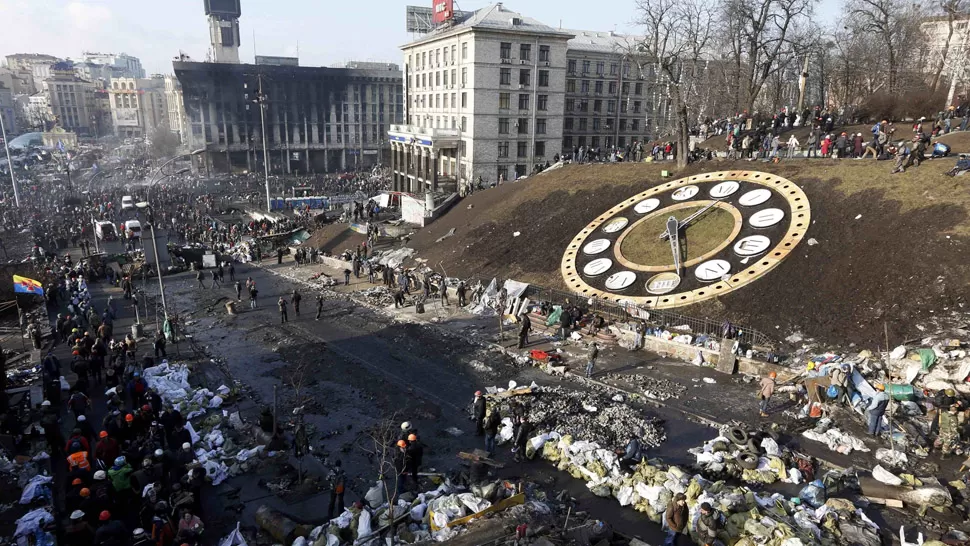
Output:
0,0,844,75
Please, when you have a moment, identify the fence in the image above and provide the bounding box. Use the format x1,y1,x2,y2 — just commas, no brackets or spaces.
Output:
518,283,773,348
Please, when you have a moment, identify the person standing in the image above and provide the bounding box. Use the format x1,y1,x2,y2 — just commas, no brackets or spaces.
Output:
759,371,777,417
315,294,324,321
786,134,800,158
585,342,599,378
327,460,346,520
695,502,723,546
867,383,890,436
440,281,449,306
210,269,220,289
664,493,689,546
195,270,205,289
228,262,235,282
248,284,258,309
517,313,531,349
278,297,289,323
234,281,242,302
291,290,301,316
456,281,467,307
483,407,500,456
472,391,486,436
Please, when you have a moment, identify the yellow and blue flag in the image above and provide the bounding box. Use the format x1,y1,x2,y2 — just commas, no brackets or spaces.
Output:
13,275,44,296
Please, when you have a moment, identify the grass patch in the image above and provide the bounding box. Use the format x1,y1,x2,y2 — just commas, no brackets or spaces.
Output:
620,206,735,266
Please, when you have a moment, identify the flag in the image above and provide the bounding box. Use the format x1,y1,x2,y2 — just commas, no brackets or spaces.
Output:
13,275,44,296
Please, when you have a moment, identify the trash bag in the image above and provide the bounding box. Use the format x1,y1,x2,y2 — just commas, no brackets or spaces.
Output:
872,465,903,486
364,482,385,509
798,481,827,508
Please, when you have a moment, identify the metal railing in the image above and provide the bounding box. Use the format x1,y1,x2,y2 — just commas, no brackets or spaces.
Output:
518,283,772,348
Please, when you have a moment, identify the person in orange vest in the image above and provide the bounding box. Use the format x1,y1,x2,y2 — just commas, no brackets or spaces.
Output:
66,447,93,482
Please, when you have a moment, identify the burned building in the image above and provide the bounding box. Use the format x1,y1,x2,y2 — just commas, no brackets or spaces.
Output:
173,61,403,174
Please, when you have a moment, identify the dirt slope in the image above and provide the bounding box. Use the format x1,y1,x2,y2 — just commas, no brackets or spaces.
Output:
407,158,970,348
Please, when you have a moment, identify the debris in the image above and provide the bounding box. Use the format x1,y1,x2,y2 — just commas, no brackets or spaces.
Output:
807,238,819,246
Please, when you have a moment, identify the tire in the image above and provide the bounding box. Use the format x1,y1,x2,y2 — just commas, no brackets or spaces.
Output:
737,452,759,470
728,427,748,445
763,429,780,443
744,438,762,454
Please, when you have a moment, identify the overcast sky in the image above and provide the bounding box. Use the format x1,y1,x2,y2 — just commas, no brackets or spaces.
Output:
0,0,843,75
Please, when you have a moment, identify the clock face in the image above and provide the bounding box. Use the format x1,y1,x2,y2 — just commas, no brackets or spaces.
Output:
561,170,811,309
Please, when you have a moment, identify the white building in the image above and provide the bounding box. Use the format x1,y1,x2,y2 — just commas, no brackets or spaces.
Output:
164,75,187,144
390,3,572,193
921,15,970,104
25,92,52,129
80,52,146,78
109,77,168,138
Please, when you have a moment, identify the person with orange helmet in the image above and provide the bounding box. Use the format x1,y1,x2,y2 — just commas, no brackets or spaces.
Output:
95,431,120,470
405,433,424,485
94,510,128,545
866,383,890,436
393,440,410,492
758,371,778,417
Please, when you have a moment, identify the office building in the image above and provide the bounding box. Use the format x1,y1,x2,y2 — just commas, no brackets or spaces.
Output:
79,52,146,78
205,0,242,63
164,75,188,143
109,77,169,138
42,63,97,135
391,3,572,194
0,84,16,134
173,60,403,173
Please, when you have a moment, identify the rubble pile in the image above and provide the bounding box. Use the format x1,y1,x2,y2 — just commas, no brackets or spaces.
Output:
601,372,687,401
1,451,56,546
357,286,394,307
503,384,665,449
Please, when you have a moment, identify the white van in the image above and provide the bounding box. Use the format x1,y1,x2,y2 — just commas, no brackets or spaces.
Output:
121,196,134,210
124,220,142,240
95,221,117,241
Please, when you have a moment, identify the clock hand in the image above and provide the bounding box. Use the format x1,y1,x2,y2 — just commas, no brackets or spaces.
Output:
659,198,723,240
666,216,681,275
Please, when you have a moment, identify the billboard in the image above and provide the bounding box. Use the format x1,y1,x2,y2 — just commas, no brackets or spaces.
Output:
204,0,241,17
114,108,139,127
432,0,453,23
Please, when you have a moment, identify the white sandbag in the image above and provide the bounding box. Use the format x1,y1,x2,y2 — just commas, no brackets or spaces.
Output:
761,437,781,457
209,395,224,408
218,522,248,546
616,486,636,506
529,433,551,451
235,445,264,461
784,468,803,484
364,482,385,509
20,474,53,504
357,509,373,541
498,418,515,444
59,376,70,390
872,465,903,486
410,503,427,522
890,346,907,360
292,538,306,546
457,493,490,514
186,421,200,445
875,448,908,466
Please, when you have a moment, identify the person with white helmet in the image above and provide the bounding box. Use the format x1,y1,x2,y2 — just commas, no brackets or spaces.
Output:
399,421,414,443
65,509,95,546
132,527,153,546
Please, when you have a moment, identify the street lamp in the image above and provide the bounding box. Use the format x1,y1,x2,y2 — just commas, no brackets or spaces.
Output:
244,77,271,212
0,109,20,207
140,149,204,322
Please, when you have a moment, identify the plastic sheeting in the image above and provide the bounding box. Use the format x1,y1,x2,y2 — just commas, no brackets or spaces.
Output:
19,474,53,504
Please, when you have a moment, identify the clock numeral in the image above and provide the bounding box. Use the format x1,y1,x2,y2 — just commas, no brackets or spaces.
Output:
695,259,731,282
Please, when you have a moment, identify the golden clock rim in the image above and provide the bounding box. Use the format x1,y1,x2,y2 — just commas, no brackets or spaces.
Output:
560,170,811,309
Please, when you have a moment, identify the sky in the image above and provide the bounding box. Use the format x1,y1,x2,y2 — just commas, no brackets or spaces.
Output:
0,0,844,75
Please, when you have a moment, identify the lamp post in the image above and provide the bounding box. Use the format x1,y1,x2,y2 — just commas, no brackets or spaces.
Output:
245,75,272,212
141,150,204,322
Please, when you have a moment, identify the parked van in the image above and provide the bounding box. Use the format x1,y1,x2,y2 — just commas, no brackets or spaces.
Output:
124,220,142,240
95,221,117,241
121,196,134,210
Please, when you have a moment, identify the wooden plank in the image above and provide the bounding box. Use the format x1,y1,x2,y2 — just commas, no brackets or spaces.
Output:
431,493,526,531
487,387,532,400
866,496,904,508
458,451,505,468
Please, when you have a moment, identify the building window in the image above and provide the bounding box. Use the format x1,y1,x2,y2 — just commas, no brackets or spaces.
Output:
635,82,644,95
539,45,550,62
451,92,456,107
607,100,616,113
517,118,528,134
564,136,573,148
500,42,512,59
592,136,600,148
462,42,468,59
500,68,511,85
443,93,449,108
435,72,441,86
536,118,546,134
517,141,528,157
461,116,467,131
518,94,529,110
620,119,627,131
565,99,575,111
537,94,548,111
515,164,526,177
633,101,642,113
451,68,456,84
622,82,630,95
498,141,509,158
436,94,441,108
605,118,614,130
610,62,618,75
461,92,467,107
538,70,549,87
609,81,618,94
499,93,510,109
595,81,603,94
566,79,576,93
443,47,449,64
451,45,456,63
436,49,440,65
443,71,449,86
461,67,467,85
593,118,601,130
581,80,590,93
621,100,628,113
596,61,605,75
579,118,588,130
519,69,531,86
582,60,590,73
565,118,574,130
631,119,640,131
499,118,510,134
593,100,602,112
535,141,545,157
568,59,577,73
579,99,588,112
520,44,531,60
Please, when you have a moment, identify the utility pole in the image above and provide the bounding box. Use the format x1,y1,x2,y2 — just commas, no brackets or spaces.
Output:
0,110,21,207
252,73,272,212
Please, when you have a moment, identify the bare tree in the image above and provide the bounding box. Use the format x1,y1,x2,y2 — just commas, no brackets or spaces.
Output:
848,0,926,95
633,0,715,168
356,414,404,526
928,0,966,92
721,0,819,113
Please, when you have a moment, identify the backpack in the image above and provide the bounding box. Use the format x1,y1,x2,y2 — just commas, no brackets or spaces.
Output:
68,437,84,454
134,379,146,394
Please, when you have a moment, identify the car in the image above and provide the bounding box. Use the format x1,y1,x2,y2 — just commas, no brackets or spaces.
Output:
124,220,142,240
95,221,117,241
121,196,134,210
